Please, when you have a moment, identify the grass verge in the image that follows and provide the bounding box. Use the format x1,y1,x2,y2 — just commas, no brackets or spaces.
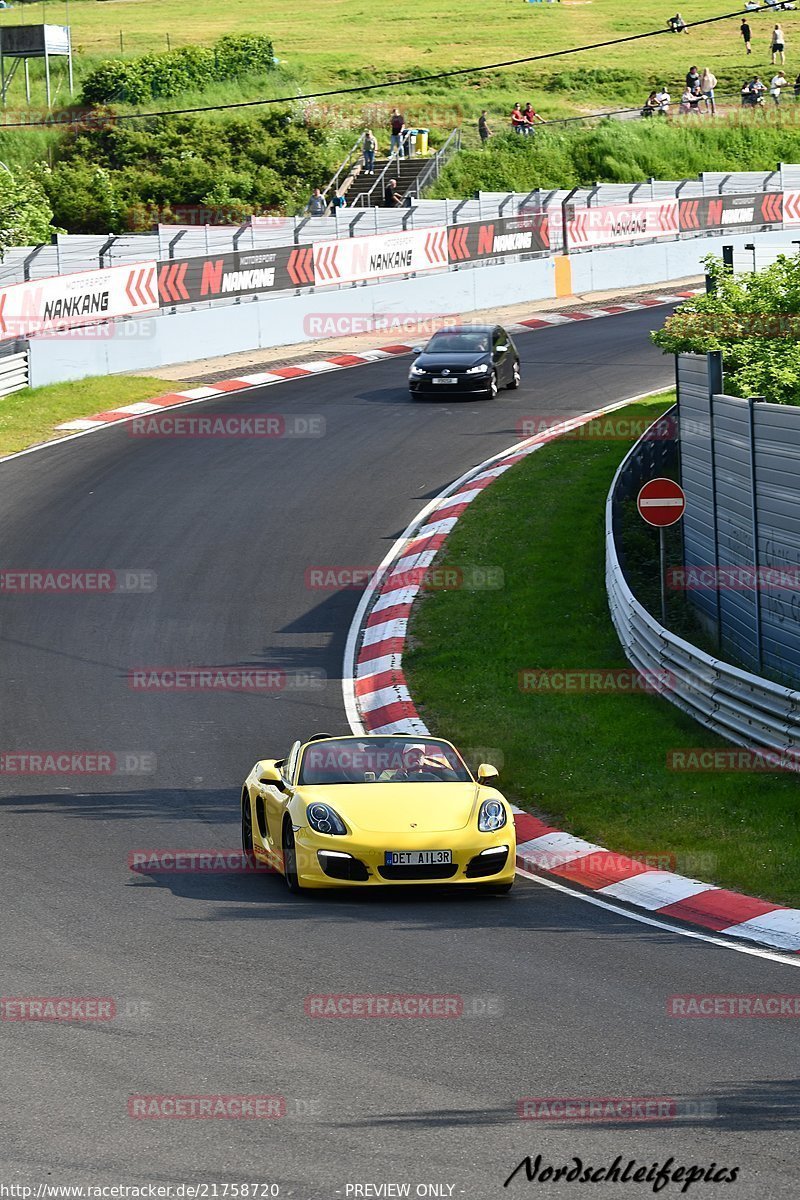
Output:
404,393,800,906
0,375,185,458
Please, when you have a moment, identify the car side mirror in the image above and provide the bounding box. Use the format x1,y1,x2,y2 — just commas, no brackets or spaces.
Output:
477,763,499,784
412,346,423,355
258,763,286,789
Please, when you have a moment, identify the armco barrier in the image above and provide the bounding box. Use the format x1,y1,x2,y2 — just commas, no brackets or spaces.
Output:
606,406,800,763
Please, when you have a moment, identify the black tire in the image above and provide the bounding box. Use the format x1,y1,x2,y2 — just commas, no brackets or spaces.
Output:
507,361,521,390
282,819,302,893
241,791,254,853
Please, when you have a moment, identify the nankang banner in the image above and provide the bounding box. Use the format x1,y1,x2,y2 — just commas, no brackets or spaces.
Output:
447,214,550,263
157,245,314,306
0,261,158,341
679,192,783,233
564,201,679,249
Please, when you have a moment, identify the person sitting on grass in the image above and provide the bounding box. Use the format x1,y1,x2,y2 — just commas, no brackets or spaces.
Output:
668,12,689,32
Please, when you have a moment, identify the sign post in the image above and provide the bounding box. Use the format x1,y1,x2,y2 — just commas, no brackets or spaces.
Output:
637,478,686,624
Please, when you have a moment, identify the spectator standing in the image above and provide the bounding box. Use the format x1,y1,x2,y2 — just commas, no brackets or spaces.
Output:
389,109,406,158
522,101,546,132
641,90,660,117
306,187,327,216
510,102,526,132
655,85,671,113
383,177,402,207
700,67,717,113
362,128,377,175
772,25,786,65
770,69,788,101
794,71,800,97
741,19,753,54
685,65,700,90
478,110,492,145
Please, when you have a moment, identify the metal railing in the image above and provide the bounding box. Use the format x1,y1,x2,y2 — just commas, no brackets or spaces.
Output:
0,349,28,397
606,406,800,763
319,131,365,207
408,128,462,200
350,129,416,208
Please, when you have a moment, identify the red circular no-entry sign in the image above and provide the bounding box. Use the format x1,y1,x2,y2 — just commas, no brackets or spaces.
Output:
637,477,686,528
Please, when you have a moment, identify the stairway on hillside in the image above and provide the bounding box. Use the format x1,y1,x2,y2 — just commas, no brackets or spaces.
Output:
340,156,431,207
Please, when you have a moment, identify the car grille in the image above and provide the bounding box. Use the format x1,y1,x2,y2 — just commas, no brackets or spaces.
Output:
465,848,509,878
378,863,459,880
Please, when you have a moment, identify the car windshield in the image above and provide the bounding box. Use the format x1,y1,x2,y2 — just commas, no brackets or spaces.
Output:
425,331,490,354
297,737,472,785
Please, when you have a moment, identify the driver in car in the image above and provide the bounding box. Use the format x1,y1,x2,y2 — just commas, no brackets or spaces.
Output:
379,744,437,782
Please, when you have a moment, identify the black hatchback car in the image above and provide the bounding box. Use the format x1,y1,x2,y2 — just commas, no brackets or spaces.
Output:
408,324,521,400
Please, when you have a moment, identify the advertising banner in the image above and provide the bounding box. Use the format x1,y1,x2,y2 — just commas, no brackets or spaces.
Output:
312,228,448,286
565,201,679,249
679,192,783,233
446,214,549,263
0,261,158,341
157,245,315,306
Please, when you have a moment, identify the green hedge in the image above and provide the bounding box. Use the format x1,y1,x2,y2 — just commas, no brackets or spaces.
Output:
81,35,275,105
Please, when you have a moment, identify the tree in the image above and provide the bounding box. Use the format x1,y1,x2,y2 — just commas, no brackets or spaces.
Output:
652,253,800,406
0,167,58,253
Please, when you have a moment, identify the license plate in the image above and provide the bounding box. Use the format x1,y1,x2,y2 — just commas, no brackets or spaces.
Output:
432,377,457,385
384,850,453,865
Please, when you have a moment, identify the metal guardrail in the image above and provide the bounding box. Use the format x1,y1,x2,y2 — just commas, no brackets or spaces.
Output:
0,349,28,397
606,405,800,762
408,128,462,200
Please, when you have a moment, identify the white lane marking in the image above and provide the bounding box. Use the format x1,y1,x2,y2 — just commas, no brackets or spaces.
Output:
516,865,800,968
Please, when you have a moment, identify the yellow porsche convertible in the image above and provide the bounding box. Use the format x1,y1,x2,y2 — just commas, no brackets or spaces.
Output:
241,734,515,893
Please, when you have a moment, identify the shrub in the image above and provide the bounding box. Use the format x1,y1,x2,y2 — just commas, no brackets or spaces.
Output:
80,34,275,105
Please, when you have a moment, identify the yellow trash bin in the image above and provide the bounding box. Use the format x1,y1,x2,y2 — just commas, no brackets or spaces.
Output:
415,129,429,155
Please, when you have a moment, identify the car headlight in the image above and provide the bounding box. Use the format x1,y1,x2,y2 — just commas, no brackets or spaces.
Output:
466,363,489,374
409,364,426,377
307,802,348,835
478,798,507,832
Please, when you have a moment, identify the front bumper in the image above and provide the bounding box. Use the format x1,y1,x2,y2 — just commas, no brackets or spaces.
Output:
293,828,515,888
409,374,491,396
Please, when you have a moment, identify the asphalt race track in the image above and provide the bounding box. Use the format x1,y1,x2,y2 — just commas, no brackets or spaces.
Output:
0,308,796,1198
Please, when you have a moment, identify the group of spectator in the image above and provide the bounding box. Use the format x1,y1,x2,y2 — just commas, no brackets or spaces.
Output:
740,18,788,59
509,101,546,133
